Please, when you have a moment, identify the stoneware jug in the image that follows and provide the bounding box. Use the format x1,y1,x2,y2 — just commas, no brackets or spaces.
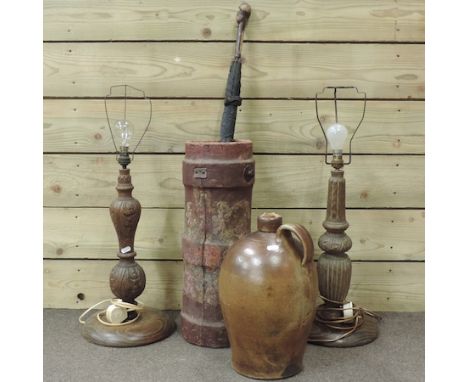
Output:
219,212,318,379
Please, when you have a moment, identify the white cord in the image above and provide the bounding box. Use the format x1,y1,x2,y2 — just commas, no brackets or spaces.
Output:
78,298,144,326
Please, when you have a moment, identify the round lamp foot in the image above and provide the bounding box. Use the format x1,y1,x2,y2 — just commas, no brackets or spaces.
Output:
308,310,379,348
81,307,175,347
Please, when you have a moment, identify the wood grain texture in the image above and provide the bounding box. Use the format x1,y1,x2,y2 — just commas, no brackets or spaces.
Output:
44,0,425,42
44,208,424,261
44,154,424,208
43,43,424,99
43,260,424,311
44,99,424,154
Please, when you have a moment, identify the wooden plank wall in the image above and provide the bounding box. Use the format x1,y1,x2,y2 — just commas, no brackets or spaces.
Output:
43,0,425,311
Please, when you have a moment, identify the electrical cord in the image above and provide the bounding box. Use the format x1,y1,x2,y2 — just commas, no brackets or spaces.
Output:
310,296,381,343
79,298,144,326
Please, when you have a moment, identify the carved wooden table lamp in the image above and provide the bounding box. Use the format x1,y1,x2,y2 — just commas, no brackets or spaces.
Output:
308,87,380,347
80,85,175,347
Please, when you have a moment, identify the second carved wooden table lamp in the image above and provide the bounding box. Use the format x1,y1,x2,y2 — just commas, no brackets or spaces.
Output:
308,86,380,347
79,85,175,347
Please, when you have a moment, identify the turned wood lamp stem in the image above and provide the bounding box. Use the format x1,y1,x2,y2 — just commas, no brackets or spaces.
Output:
109,164,145,307
317,154,353,318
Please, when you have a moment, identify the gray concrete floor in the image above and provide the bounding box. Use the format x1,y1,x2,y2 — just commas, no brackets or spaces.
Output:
44,310,424,382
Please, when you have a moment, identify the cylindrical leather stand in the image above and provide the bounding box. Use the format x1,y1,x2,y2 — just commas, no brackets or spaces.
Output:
181,140,255,347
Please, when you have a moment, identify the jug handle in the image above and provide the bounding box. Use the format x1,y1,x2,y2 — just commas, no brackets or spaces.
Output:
276,224,314,266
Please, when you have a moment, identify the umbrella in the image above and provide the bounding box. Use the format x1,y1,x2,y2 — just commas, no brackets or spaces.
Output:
219,3,251,142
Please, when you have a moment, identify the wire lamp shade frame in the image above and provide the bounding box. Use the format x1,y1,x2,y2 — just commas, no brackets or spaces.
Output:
315,86,367,165
104,84,153,163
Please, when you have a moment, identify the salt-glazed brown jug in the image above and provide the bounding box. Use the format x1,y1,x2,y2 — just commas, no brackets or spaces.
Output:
219,212,318,380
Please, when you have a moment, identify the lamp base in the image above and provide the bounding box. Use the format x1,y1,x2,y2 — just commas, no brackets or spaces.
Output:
308,306,379,348
81,307,175,347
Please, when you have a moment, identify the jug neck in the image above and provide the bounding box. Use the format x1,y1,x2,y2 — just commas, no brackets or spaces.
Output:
257,213,282,233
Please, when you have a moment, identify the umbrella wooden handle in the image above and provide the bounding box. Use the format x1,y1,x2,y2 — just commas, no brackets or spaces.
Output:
237,3,251,25
235,3,251,58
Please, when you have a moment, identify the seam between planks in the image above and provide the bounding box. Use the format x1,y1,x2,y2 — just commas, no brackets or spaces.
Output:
43,258,425,263
42,206,425,211
43,152,425,156
43,96,426,102
43,40,425,44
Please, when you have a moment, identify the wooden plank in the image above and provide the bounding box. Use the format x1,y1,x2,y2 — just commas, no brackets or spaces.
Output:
43,260,424,311
44,0,425,42
44,208,424,261
43,154,424,208
44,99,425,154
43,43,424,99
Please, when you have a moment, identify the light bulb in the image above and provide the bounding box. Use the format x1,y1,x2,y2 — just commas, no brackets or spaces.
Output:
114,120,133,147
325,123,348,152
